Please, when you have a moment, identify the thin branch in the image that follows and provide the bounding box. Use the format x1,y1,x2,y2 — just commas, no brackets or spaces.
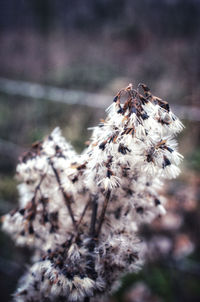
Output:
0,138,25,161
85,196,99,288
33,174,46,203
49,159,77,231
89,195,98,237
63,200,91,248
77,199,91,228
96,190,111,238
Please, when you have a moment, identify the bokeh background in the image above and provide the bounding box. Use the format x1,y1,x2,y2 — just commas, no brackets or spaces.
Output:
0,1,200,301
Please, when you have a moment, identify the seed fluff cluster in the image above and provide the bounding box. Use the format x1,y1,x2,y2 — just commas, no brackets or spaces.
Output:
1,84,184,302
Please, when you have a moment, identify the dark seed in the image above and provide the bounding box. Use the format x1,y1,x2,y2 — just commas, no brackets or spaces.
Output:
113,95,118,102
19,208,25,216
163,156,171,168
141,113,149,120
154,198,161,206
136,207,144,214
99,141,107,150
166,147,173,153
29,225,34,234
117,106,123,114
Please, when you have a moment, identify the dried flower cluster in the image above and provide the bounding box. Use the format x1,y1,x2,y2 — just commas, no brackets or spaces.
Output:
1,84,184,302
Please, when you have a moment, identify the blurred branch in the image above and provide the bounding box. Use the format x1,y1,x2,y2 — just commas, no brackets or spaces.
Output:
0,78,200,121
0,199,14,214
164,259,200,276
172,105,200,122
0,256,21,275
0,77,109,109
0,138,24,161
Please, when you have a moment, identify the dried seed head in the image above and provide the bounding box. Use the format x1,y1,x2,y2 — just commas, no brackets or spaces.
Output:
2,83,183,302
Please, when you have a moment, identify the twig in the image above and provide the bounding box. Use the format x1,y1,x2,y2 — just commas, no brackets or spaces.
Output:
89,195,98,237
49,159,77,231
33,174,46,203
71,200,91,243
84,195,99,285
77,200,91,228
96,190,111,237
0,138,25,161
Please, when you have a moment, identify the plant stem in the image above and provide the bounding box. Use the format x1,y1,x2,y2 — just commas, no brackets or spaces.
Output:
49,159,77,231
89,195,98,237
77,199,90,228
96,190,111,237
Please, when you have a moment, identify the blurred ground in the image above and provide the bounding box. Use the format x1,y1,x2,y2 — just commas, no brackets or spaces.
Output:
0,1,200,301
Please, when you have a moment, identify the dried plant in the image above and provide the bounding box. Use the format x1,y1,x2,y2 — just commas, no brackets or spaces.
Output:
1,83,184,302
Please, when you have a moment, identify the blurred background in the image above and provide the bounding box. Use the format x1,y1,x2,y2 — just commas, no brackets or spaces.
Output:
0,0,200,301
